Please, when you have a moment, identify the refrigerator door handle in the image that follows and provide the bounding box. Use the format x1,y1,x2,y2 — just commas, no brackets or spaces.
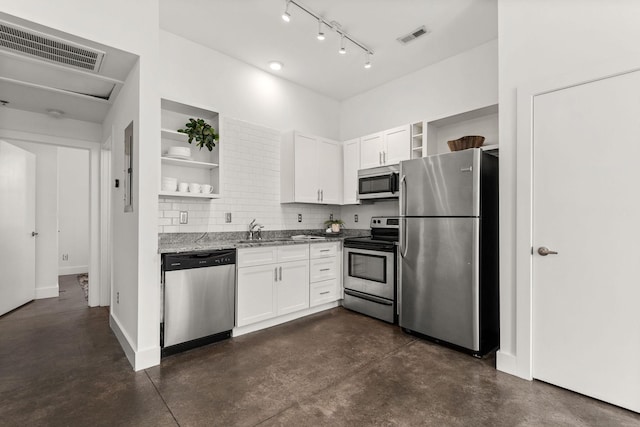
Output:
400,175,407,215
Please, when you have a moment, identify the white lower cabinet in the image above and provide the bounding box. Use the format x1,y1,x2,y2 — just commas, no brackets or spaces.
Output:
237,245,309,327
276,260,309,316
236,242,342,331
237,264,277,326
309,242,341,308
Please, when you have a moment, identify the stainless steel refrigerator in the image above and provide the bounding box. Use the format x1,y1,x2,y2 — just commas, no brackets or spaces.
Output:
398,148,499,356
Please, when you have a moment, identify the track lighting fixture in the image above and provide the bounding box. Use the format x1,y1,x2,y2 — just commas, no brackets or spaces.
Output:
282,0,291,22
339,34,346,54
280,1,373,67
317,19,325,41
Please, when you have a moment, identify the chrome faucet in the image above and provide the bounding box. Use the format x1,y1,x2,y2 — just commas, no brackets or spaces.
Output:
248,219,264,240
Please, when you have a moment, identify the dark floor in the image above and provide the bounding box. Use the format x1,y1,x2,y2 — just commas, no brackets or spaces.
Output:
1,276,639,426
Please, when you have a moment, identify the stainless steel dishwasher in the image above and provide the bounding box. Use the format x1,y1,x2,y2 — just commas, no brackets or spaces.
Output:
161,249,236,356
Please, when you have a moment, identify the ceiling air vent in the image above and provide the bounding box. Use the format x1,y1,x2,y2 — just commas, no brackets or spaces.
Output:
397,26,430,45
0,20,105,72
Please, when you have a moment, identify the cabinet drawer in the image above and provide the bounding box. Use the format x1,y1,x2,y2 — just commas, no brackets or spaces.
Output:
310,242,338,259
238,247,278,268
310,279,339,307
310,257,337,282
277,244,309,262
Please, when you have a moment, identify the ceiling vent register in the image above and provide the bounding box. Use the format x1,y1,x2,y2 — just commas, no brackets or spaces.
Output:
397,26,429,45
0,20,105,72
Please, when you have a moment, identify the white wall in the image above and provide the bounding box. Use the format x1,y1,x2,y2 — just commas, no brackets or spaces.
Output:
497,0,640,378
7,140,59,299
57,147,90,275
0,108,101,143
339,39,498,141
160,31,340,140
2,0,160,371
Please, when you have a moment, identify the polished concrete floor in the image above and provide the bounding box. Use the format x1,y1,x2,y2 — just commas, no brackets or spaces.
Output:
1,275,639,426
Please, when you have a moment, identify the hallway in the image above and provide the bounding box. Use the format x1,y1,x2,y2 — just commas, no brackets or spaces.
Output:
1,276,639,426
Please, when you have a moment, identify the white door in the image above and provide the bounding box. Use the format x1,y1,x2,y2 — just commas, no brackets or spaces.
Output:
343,138,360,205
360,132,383,169
276,260,309,316
0,141,36,315
294,132,319,203
532,70,640,412
317,138,342,204
383,125,410,165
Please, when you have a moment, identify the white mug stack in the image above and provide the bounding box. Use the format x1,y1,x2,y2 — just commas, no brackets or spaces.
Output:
174,182,214,194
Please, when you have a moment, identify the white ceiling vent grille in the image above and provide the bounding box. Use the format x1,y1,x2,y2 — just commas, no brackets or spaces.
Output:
0,21,105,72
397,26,430,45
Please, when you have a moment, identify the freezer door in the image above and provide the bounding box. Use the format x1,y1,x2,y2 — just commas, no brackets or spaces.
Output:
399,217,480,351
400,149,480,217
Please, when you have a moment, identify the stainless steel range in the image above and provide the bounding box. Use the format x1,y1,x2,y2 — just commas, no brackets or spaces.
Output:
342,217,398,323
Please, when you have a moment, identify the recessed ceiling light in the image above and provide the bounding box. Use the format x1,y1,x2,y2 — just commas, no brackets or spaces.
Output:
47,109,65,118
269,61,283,71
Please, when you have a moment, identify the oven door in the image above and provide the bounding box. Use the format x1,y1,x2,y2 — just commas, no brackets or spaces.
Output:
343,246,395,300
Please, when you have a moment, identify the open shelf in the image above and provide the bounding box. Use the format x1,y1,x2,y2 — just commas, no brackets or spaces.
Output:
161,156,219,169
160,98,221,200
159,191,220,199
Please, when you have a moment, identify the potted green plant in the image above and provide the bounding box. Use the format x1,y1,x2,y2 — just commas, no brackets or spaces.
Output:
177,118,219,152
324,219,345,233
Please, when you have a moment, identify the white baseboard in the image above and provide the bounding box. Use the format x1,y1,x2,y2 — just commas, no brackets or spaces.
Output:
496,350,520,377
35,284,59,299
110,313,136,369
59,265,89,276
110,313,160,371
233,301,340,337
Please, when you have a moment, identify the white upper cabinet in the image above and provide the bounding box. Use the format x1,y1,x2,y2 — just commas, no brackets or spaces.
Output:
343,138,360,205
359,125,410,169
359,132,384,169
384,125,411,165
281,131,343,204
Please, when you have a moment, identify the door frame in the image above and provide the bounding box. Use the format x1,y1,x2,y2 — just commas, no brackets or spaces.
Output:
511,58,640,380
0,128,106,307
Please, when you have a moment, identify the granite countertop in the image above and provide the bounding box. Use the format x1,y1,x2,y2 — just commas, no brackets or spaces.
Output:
158,229,369,254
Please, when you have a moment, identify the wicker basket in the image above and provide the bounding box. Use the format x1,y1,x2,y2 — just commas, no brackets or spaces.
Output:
447,135,485,152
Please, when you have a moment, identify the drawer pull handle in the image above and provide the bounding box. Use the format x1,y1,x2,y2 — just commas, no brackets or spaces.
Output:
320,249,330,252
319,291,330,295
320,268,330,271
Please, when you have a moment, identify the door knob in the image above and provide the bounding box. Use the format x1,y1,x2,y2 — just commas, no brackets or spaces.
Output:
538,246,558,256
31,231,39,237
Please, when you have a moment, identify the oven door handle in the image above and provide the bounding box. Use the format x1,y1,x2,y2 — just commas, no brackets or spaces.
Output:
344,289,393,306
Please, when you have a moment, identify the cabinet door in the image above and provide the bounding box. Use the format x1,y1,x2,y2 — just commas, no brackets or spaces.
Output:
294,133,320,203
237,265,277,327
276,260,309,316
343,138,360,205
384,125,410,165
317,138,342,204
360,132,383,169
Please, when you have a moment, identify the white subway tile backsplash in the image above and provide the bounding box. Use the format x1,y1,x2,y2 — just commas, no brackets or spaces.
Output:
158,117,342,234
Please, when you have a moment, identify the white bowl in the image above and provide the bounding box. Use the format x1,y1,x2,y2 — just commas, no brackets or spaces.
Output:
167,146,191,158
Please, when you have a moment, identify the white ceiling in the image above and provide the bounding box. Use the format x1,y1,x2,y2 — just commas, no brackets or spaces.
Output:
160,0,498,100
0,12,138,123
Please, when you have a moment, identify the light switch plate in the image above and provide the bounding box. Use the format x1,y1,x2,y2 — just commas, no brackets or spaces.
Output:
179,211,188,224
354,214,359,222
329,213,334,221
298,214,302,222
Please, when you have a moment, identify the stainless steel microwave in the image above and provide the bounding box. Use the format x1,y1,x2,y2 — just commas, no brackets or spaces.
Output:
357,165,400,200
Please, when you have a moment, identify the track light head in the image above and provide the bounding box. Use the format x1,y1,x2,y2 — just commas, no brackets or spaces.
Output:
339,34,346,54
282,0,291,22
364,52,372,69
317,19,325,40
